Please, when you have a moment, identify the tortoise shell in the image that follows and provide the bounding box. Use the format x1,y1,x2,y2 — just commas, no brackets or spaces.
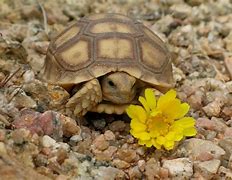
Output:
43,13,174,89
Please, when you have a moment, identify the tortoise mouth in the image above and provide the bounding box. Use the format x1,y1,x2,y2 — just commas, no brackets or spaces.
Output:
102,92,139,104
90,103,129,115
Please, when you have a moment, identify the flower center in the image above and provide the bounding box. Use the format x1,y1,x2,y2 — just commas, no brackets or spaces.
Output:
146,113,171,136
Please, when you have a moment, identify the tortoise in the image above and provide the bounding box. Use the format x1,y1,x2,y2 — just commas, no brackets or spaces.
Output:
42,13,174,116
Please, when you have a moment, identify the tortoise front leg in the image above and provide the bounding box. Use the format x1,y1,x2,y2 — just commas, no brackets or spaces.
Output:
66,79,102,117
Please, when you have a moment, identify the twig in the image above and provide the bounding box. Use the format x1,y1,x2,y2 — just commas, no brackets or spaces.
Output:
0,67,21,88
37,0,48,34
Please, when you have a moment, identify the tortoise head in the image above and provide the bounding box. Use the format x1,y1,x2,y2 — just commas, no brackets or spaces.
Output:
101,72,138,104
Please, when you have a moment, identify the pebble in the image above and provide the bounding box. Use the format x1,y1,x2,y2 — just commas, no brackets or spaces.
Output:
228,154,232,170
137,159,146,172
94,146,117,161
117,149,137,163
59,114,80,137
91,166,126,180
0,129,5,141
144,158,160,179
109,120,126,132
128,166,142,179
182,138,225,160
162,158,193,178
92,118,106,130
196,117,215,130
11,128,30,145
112,159,130,169
218,138,232,159
224,128,232,138
194,159,221,179
104,130,115,141
11,89,37,109
0,142,7,154
92,134,109,151
210,117,227,133
23,70,35,83
70,134,83,144
42,135,57,148
159,167,169,179
203,99,224,117
218,166,232,179
170,4,192,19
13,110,77,140
224,57,232,79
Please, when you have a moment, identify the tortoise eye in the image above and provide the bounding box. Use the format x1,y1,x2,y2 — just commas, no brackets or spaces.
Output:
108,80,116,87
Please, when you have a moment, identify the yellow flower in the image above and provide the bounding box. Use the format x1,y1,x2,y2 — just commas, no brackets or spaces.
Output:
126,89,197,150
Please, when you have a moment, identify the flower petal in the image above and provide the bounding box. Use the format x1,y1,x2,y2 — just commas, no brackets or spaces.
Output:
126,105,137,119
126,105,147,123
156,136,165,145
152,139,162,149
174,117,196,128
157,89,176,110
145,89,156,109
164,141,175,150
183,127,197,136
139,96,150,113
130,119,146,132
137,132,151,141
139,139,153,147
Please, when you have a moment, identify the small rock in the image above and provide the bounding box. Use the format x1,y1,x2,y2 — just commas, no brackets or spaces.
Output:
196,117,215,130
11,128,30,145
92,134,109,151
185,0,203,6
23,70,35,83
188,91,204,110
117,149,137,163
218,166,232,179
219,138,232,159
59,114,80,137
144,158,160,179
136,147,146,156
109,121,126,132
152,15,174,34
138,160,146,172
170,4,192,19
222,106,232,118
210,117,227,133
159,167,169,179
194,159,221,179
92,118,106,130
128,166,142,179
104,130,115,141
162,158,193,178
0,129,6,141
203,99,224,117
182,138,225,160
228,154,232,170
94,146,117,161
91,166,126,180
224,57,232,79
11,89,37,109
70,135,83,144
42,135,57,148
112,159,130,169
0,142,7,154
224,128,232,137
13,110,66,140
194,151,214,161
34,154,48,167
225,33,232,52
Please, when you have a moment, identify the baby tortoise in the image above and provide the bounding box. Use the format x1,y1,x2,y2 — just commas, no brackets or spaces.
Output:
42,13,174,116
